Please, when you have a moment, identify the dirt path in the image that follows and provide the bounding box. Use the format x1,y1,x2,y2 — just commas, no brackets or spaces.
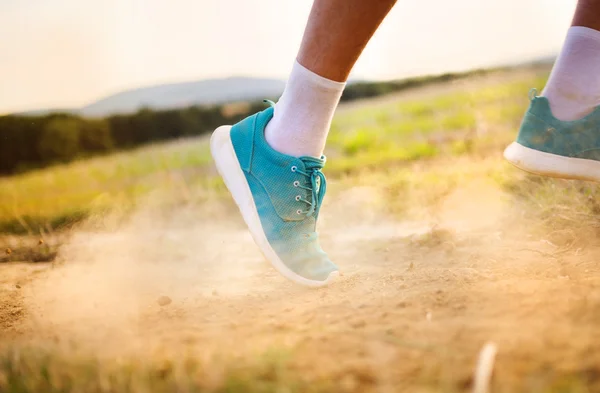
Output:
2,172,600,392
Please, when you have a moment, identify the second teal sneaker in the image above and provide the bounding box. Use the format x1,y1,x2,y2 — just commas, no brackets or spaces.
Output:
210,103,339,287
504,89,600,182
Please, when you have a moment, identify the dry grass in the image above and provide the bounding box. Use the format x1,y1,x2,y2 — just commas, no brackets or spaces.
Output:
0,346,334,393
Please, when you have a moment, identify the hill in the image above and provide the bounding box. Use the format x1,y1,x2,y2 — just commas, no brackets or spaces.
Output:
80,77,285,117
15,77,285,117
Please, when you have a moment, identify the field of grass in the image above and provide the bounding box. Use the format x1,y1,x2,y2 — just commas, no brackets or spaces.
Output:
6,65,600,393
0,68,546,236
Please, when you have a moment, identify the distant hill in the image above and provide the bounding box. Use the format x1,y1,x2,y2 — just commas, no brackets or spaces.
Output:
15,77,285,118
80,77,285,117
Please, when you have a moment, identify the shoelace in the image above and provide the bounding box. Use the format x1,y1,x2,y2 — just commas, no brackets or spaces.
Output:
293,166,327,217
262,100,327,218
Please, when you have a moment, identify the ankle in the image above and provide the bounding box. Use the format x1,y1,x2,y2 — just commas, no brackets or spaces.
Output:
541,26,600,121
264,60,345,157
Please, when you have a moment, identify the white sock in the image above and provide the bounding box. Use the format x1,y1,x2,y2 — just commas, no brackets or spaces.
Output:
542,26,600,121
265,60,346,157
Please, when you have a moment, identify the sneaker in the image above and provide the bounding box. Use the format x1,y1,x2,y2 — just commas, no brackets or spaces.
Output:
210,102,339,287
504,89,600,182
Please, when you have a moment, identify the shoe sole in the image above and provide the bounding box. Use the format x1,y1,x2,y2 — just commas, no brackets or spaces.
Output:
210,126,339,287
504,142,600,182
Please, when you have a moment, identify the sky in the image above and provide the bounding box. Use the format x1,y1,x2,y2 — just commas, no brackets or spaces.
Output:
0,0,577,114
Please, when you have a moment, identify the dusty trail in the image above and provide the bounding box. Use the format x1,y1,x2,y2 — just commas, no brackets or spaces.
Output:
2,173,600,392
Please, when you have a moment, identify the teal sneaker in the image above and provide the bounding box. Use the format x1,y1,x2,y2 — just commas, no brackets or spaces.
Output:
210,103,339,287
504,89,600,182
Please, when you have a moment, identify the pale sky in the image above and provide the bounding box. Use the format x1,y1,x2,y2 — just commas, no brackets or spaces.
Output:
0,0,576,114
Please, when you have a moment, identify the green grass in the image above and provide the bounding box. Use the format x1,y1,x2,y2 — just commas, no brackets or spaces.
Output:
0,138,218,234
325,73,547,176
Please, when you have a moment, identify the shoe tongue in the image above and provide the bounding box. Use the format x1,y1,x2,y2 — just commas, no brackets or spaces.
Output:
299,155,326,171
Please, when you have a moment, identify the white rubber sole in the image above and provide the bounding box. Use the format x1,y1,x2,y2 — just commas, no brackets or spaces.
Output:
504,142,600,183
210,126,338,287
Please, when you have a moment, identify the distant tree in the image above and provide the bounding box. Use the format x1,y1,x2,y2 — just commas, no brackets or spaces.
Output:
0,116,43,173
79,119,114,153
38,117,81,163
108,114,135,148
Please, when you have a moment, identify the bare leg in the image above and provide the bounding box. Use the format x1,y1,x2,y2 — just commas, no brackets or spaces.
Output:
298,0,397,82
266,0,397,157
572,0,600,30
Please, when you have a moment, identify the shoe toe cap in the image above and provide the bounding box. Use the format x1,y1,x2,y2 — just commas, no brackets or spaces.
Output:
283,250,339,283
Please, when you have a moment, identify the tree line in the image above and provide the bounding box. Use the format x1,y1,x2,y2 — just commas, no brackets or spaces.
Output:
0,103,267,175
0,71,481,176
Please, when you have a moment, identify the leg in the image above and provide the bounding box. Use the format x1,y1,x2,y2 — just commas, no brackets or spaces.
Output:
505,0,600,181
572,0,600,31
211,0,396,286
298,0,398,83
265,0,397,157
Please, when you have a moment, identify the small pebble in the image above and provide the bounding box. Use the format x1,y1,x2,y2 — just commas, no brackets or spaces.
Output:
15,284,21,289
5,248,11,255
38,239,44,245
157,296,172,307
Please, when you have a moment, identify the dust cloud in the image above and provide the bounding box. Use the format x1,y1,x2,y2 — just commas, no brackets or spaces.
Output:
22,194,266,353
7,178,600,390
21,180,509,351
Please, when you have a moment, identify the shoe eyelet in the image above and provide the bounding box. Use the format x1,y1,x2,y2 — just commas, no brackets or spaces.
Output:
295,195,301,201
296,209,302,215
293,181,300,187
291,166,297,172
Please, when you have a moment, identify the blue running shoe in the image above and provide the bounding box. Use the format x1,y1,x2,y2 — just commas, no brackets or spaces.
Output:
505,89,600,182
210,102,339,287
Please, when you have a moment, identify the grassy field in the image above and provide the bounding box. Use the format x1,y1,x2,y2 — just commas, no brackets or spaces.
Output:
5,65,600,392
0,68,546,236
